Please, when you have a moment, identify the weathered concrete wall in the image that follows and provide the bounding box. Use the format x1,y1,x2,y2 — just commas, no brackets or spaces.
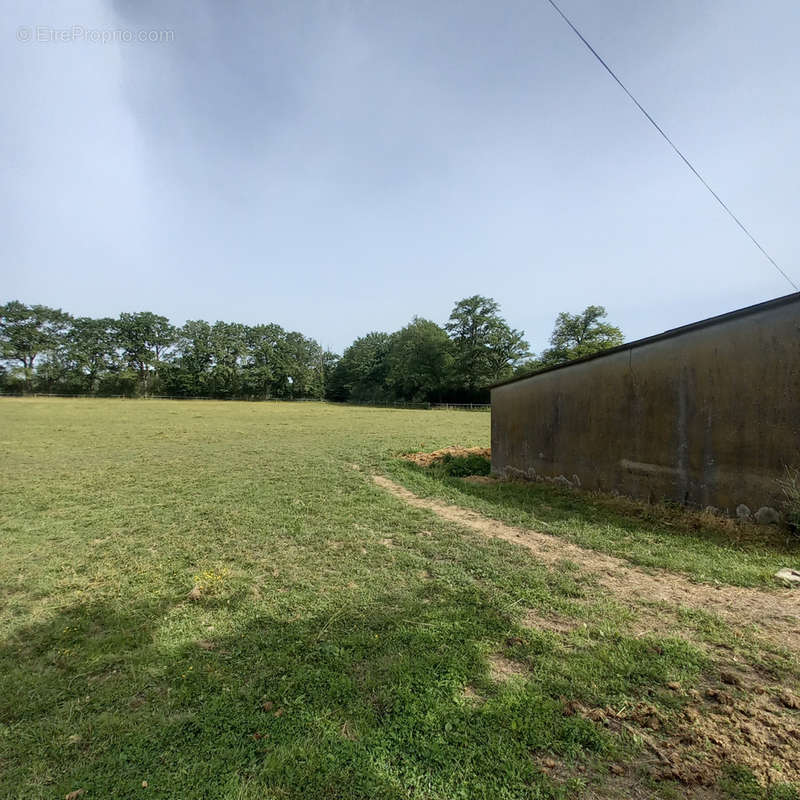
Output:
491,294,800,513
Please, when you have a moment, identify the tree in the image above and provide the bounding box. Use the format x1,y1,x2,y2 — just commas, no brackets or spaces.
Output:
115,312,175,395
63,317,120,393
208,321,248,397
160,320,214,396
0,301,71,390
539,305,624,366
0,297,539,401
327,332,391,402
445,295,529,392
244,323,284,398
386,317,452,402
320,350,340,399
277,331,324,399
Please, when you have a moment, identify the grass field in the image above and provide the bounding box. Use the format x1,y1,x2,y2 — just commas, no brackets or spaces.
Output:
1,399,798,800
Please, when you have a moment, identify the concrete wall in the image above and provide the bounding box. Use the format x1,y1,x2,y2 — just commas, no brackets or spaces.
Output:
490,294,800,513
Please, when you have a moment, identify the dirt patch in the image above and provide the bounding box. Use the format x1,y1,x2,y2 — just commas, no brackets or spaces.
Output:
588,768,723,800
401,446,490,468
673,687,800,786
186,586,203,601
652,683,800,787
624,602,690,640
533,755,707,800
533,752,728,799
460,684,485,705
488,653,528,682
371,475,800,655
534,754,579,787
522,608,580,634
561,683,800,788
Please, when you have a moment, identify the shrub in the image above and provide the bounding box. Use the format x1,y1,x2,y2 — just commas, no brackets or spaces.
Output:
434,453,491,477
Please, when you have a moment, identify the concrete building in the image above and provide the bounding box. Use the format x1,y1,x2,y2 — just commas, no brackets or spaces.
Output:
490,292,800,514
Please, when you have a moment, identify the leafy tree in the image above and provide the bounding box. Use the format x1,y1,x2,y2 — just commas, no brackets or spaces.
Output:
327,332,391,402
0,296,538,402
157,321,326,400
485,324,531,383
160,320,214,396
539,305,624,366
243,324,282,398
115,312,175,395
386,317,452,402
276,331,324,399
0,301,72,390
320,350,340,399
209,321,248,397
63,317,120,392
0,364,11,392
512,358,540,377
33,347,73,393
445,295,529,391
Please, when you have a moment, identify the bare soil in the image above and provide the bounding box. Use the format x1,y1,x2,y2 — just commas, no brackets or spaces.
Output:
488,653,528,682
521,607,580,634
400,446,490,468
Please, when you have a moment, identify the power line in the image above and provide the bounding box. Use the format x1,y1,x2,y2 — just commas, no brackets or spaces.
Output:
544,0,798,292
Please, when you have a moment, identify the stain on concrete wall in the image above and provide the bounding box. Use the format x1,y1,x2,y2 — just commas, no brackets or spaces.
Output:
490,293,800,513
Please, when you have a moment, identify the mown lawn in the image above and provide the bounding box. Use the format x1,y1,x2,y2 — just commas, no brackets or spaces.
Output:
0,399,797,800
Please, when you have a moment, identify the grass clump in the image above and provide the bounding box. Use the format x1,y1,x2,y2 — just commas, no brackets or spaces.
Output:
718,764,799,800
778,466,800,537
431,452,491,478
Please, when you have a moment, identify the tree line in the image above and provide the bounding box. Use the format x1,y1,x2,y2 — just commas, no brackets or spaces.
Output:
0,297,623,402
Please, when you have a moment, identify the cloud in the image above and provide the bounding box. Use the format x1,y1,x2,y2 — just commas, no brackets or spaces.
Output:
3,0,798,352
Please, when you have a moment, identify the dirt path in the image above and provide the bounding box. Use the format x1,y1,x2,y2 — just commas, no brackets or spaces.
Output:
372,475,800,654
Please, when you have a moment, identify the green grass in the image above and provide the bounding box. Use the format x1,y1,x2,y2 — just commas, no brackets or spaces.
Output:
387,462,800,588
0,399,797,799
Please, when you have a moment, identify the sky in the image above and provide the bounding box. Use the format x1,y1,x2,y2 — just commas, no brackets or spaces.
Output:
3,0,799,355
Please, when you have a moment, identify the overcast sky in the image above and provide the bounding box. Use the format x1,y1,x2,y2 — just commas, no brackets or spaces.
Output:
3,0,799,354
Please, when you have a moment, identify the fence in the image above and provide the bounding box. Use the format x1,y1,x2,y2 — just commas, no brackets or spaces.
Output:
430,403,490,411
0,392,490,411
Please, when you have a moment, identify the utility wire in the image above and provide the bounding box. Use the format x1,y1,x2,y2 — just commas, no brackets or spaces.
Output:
545,0,798,292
